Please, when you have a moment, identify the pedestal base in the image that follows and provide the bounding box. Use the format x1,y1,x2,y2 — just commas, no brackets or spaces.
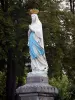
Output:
19,93,54,100
16,75,58,100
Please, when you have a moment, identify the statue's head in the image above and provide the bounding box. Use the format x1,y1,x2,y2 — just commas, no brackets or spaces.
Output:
29,9,39,24
28,9,41,24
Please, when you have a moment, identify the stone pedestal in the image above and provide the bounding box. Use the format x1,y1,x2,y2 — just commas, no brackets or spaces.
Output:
16,75,58,100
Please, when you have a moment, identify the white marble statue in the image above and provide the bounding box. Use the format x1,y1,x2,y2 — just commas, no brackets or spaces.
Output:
28,9,48,76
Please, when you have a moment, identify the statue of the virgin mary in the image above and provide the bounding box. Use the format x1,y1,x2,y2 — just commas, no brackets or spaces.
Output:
28,9,48,76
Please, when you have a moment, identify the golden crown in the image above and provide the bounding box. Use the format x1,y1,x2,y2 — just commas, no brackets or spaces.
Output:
29,9,39,14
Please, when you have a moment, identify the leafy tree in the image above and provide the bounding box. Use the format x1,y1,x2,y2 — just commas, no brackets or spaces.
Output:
50,74,71,100
0,0,29,99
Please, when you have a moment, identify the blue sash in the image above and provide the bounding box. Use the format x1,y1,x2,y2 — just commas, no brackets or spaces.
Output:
28,32,45,59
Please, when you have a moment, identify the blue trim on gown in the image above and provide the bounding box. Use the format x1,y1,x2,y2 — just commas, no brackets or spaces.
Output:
28,32,45,59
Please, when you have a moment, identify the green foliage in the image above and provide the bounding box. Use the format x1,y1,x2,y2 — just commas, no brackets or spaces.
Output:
16,67,29,86
49,74,71,100
0,71,6,99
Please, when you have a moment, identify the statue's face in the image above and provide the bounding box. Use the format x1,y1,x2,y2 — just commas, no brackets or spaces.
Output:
31,14,36,23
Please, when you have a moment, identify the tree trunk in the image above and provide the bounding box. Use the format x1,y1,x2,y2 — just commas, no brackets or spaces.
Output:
6,48,16,100
73,0,74,14
69,0,75,14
